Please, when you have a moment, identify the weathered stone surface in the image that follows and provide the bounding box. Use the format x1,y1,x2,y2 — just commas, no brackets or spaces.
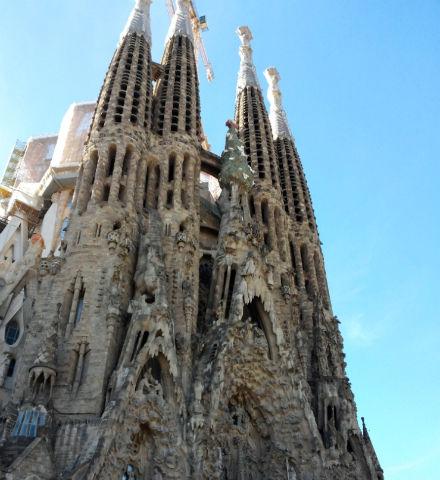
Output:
0,2,383,480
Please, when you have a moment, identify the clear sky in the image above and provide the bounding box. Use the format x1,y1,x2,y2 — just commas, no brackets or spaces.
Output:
1,1,439,478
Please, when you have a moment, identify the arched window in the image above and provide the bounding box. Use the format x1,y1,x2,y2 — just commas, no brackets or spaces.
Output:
5,320,20,345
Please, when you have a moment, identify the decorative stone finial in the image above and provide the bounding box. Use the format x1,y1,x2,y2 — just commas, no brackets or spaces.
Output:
236,26,260,93
264,67,292,140
219,120,254,191
166,0,194,44
120,0,153,45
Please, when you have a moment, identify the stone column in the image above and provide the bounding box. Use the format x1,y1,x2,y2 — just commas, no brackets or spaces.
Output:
109,148,126,203
293,243,305,290
135,158,148,212
268,205,277,251
158,153,169,209
146,164,158,209
211,264,226,319
91,145,110,203
72,164,83,209
65,274,83,338
126,151,141,211
221,265,232,318
77,152,98,212
72,341,88,395
174,153,184,209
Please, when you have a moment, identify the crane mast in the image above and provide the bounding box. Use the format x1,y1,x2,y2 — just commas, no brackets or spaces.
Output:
165,0,214,81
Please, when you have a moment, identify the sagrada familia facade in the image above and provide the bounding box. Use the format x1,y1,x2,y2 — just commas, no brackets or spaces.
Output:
0,0,383,478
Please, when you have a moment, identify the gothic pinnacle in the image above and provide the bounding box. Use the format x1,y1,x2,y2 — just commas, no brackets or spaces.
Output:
264,67,292,140
236,26,260,93
120,0,153,45
166,0,194,44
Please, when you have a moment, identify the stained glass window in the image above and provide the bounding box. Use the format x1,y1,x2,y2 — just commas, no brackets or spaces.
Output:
11,408,46,438
5,320,20,345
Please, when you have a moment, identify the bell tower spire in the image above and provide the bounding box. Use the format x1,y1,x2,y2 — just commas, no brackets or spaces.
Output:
120,0,153,45
234,26,279,191
153,0,202,140
264,67,291,140
236,26,260,92
75,0,154,215
166,0,194,44
264,66,318,232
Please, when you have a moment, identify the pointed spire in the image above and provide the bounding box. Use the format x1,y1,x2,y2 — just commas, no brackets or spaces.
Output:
264,67,292,140
166,0,194,44
120,0,153,45
236,26,260,93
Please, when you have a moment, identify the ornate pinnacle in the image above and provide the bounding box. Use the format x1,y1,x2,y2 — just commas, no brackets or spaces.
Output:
166,0,194,44
219,120,254,191
236,26,260,93
264,67,292,140
120,0,153,45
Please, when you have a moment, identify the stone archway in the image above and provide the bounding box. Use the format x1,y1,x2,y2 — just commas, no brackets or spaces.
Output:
242,296,278,361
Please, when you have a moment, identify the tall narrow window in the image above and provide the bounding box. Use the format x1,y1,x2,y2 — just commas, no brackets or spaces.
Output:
6,358,16,377
118,184,126,202
122,146,132,176
224,268,236,319
261,200,269,225
300,244,309,274
166,190,173,209
182,154,191,208
197,255,213,333
108,144,117,176
249,196,256,217
301,244,314,296
153,165,161,209
143,166,150,208
103,184,110,202
5,320,20,345
168,153,176,182
274,208,285,259
290,241,300,287
74,286,85,326
183,154,191,180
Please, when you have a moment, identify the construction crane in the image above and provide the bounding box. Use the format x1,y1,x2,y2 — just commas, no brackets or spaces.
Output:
165,0,214,82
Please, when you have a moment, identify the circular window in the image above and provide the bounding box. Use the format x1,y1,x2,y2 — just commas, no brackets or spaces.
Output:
5,320,20,345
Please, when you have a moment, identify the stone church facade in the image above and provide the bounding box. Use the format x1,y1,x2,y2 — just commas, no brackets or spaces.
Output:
0,1,383,478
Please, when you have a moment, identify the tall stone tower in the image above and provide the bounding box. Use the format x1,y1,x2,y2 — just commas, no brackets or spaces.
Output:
0,1,383,479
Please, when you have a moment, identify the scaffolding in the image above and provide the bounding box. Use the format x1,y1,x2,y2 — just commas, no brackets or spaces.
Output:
1,140,27,188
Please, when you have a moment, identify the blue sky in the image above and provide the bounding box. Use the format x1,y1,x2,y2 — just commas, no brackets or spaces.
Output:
1,1,439,478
